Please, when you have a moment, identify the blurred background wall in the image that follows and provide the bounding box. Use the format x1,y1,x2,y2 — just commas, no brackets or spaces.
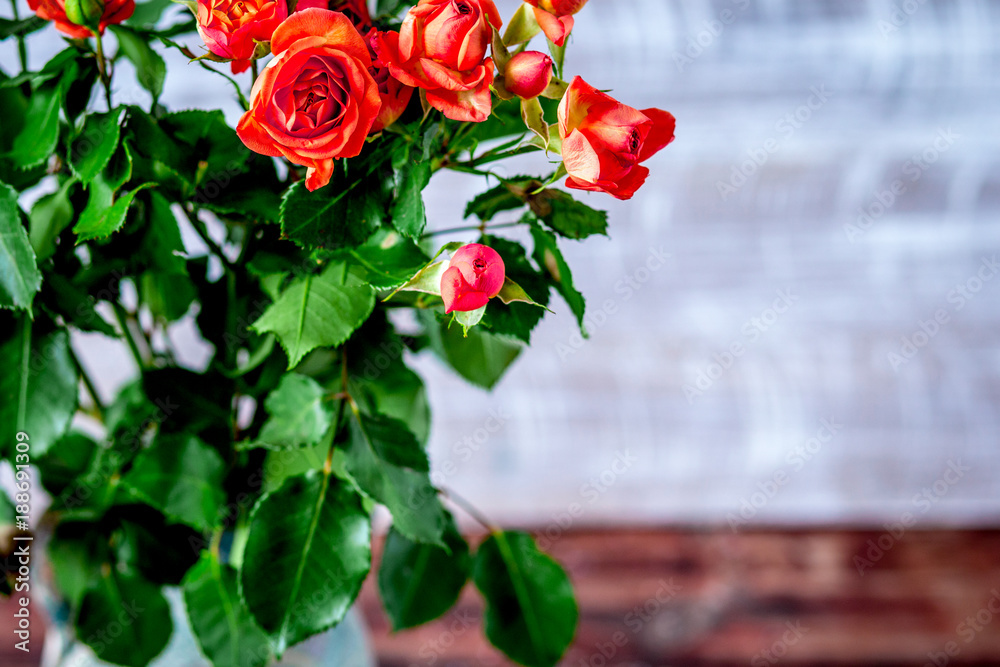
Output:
5,0,998,530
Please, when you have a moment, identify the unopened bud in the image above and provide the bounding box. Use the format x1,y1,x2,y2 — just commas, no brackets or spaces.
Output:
64,0,104,31
504,50,553,99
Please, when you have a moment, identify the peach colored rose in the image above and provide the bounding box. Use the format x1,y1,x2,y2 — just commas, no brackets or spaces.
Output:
557,76,675,200
373,0,502,122
236,9,382,191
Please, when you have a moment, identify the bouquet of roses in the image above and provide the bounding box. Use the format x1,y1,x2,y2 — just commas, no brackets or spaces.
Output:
0,0,674,665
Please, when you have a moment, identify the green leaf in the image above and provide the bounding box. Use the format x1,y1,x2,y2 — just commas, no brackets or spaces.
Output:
345,228,430,290
464,182,525,223
541,190,608,240
9,80,61,169
280,175,384,250
530,224,586,334
77,570,173,667
258,373,333,450
74,182,155,241
240,471,371,656
344,405,445,545
473,531,578,667
378,513,471,630
0,16,46,40
36,430,98,496
140,270,196,321
0,181,41,310
48,521,110,609
183,551,273,667
70,106,125,184
425,312,522,390
390,145,432,239
44,273,118,335
251,263,376,368
126,0,176,28
119,433,226,531
0,325,77,458
29,176,76,261
140,190,187,274
479,236,550,344
454,304,486,331
111,26,166,104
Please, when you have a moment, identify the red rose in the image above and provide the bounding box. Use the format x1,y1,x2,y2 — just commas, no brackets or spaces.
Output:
368,30,414,132
296,0,372,29
196,0,287,74
524,0,586,47
503,50,552,99
28,0,133,38
557,76,675,200
374,0,502,123
236,9,382,191
440,244,505,313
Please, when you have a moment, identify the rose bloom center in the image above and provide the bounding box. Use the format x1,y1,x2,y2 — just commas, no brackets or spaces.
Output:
213,0,271,30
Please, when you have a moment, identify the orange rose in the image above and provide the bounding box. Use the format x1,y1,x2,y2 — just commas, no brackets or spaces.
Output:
524,0,586,47
557,76,675,200
296,0,372,30
196,0,287,74
373,0,502,122
28,0,133,38
236,9,382,191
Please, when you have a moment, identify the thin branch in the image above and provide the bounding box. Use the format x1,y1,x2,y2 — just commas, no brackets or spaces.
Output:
439,486,500,534
112,303,147,371
69,344,105,422
421,219,526,239
9,0,27,72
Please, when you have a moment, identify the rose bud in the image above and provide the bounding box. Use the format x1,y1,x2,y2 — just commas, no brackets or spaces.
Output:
236,9,382,191
368,30,414,133
373,0,502,122
440,244,505,314
524,0,587,47
504,50,552,99
558,76,675,200
196,0,288,74
29,0,133,38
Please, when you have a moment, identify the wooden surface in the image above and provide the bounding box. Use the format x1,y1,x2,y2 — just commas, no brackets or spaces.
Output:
3,528,1000,666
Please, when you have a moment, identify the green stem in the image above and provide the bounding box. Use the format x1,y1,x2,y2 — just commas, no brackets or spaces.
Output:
421,220,525,239
93,30,113,111
325,348,350,474
17,317,31,434
69,344,105,422
9,0,27,73
113,303,147,371
439,486,499,533
184,206,235,272
251,58,259,81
